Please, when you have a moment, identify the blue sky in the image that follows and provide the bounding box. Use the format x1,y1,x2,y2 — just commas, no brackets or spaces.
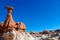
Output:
0,0,60,32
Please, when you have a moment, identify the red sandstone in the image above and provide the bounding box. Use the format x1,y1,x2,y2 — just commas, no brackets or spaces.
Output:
0,6,26,32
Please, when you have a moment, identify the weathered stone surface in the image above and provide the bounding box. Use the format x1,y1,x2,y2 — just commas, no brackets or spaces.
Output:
0,6,26,32
4,6,15,28
3,29,34,40
15,22,26,32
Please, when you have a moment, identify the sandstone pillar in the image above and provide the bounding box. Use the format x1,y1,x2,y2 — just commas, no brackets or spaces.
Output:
3,6,15,28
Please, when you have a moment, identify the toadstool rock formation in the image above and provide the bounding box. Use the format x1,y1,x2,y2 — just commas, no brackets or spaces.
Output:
0,6,34,40
0,6,26,33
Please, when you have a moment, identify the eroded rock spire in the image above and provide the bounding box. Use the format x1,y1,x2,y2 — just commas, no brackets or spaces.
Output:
0,6,26,32
4,6,15,27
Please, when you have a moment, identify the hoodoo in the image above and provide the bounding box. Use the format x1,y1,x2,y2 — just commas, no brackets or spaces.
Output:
4,6,15,28
0,6,26,32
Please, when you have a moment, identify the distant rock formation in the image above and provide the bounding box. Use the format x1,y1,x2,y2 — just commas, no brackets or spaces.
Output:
0,6,26,33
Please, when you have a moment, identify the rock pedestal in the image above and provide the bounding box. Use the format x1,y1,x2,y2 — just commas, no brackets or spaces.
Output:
0,6,26,32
